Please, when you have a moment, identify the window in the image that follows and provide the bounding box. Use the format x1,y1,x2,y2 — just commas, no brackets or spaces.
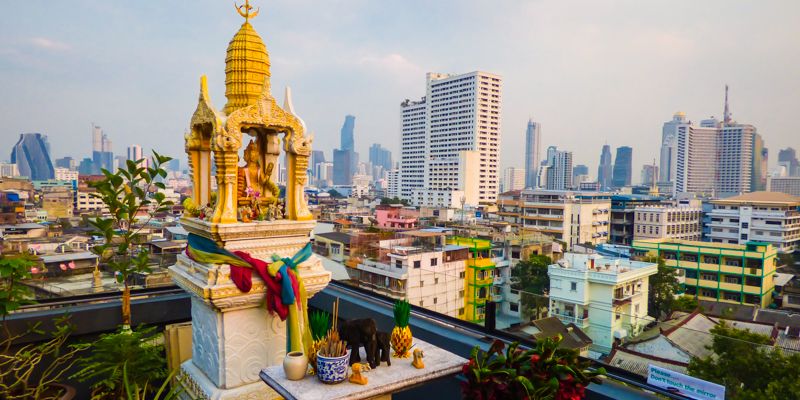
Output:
686,270,698,279
741,234,748,240
420,300,424,306
413,260,421,269
459,290,464,298
396,260,403,268
570,282,577,291
434,277,439,284
703,256,718,264
459,308,465,315
655,227,660,235
742,222,749,228
431,258,438,266
724,276,740,284
701,289,717,298
420,280,424,287
331,244,341,254
459,272,465,279
510,302,519,312
433,297,438,304
724,292,741,301
510,289,519,295
725,259,741,267
635,304,640,315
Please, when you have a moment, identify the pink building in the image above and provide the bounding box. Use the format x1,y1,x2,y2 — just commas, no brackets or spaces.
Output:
375,205,419,229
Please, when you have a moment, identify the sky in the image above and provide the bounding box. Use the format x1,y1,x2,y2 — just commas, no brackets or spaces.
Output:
2,0,799,183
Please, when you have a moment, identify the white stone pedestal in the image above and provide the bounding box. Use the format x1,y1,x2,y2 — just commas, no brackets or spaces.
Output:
170,218,331,400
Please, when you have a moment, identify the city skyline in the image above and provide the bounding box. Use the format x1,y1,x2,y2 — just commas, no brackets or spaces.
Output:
1,2,799,179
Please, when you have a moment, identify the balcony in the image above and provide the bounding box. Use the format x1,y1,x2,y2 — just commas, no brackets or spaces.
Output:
492,276,505,285
551,312,590,328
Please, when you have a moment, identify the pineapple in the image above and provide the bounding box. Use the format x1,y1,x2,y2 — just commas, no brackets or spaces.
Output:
307,310,330,374
391,299,413,358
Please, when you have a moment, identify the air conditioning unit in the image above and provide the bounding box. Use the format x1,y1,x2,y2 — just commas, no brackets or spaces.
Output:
614,329,628,339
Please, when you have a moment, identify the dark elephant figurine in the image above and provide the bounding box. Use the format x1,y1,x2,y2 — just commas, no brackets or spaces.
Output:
373,331,392,367
337,318,378,367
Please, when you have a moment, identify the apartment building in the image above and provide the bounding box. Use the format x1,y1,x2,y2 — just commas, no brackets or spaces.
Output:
633,200,703,241
706,191,800,252
633,239,778,308
400,71,502,207
448,236,511,323
608,195,662,246
344,231,468,319
497,189,611,249
54,167,78,182
548,253,658,350
767,176,800,197
75,189,107,213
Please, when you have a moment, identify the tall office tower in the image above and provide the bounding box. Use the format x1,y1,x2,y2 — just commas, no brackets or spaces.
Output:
751,134,768,192
387,169,400,199
524,120,541,188
543,147,573,190
92,125,114,171
341,115,355,151
597,144,613,190
611,146,633,188
503,168,525,192
369,143,393,172
55,157,74,169
169,159,180,171
671,88,756,197
659,112,686,182
640,164,659,186
128,145,144,168
778,148,799,177
573,164,588,179
311,150,325,177
399,71,502,207
78,158,95,175
115,156,128,171
11,133,54,180
333,149,353,185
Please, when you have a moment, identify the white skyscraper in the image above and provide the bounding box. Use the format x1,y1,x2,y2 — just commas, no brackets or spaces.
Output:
400,71,502,207
503,167,525,192
524,120,541,188
387,169,400,199
543,147,573,190
128,145,143,164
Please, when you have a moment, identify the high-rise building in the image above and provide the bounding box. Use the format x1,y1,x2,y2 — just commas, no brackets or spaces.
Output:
502,168,525,192
55,157,74,170
611,146,633,188
707,192,800,252
751,134,768,192
369,144,393,172
311,150,325,178
11,133,54,180
127,145,143,163
92,125,114,171
341,115,355,151
597,144,613,190
0,163,19,178
573,164,588,179
778,147,799,177
524,120,541,188
333,149,353,185
78,158,96,175
387,169,400,199
54,167,79,182
542,146,573,191
640,164,659,186
400,71,502,206
665,87,756,197
169,159,180,172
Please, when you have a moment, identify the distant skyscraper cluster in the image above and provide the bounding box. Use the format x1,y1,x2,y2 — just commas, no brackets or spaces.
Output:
92,125,114,174
777,148,800,177
399,71,502,207
369,143,393,181
524,120,541,189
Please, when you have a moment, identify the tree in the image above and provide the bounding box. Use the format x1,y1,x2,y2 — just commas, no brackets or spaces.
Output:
59,219,73,229
510,255,552,320
671,295,702,313
327,189,343,198
380,197,410,206
88,152,174,329
688,322,800,399
645,256,681,320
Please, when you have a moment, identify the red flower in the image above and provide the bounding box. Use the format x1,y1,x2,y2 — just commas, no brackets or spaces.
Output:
530,354,540,364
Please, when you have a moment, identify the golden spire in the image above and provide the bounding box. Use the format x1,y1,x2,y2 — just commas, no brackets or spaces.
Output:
223,0,270,115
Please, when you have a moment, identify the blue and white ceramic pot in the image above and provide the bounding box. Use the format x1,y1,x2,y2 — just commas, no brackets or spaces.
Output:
316,349,351,384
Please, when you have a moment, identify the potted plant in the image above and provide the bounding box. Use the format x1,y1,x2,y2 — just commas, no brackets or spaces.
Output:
87,152,174,329
71,325,167,399
461,336,605,400
306,310,331,375
122,364,189,400
0,253,90,399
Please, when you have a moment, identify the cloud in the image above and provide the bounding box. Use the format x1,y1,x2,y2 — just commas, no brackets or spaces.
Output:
355,54,423,75
29,38,70,50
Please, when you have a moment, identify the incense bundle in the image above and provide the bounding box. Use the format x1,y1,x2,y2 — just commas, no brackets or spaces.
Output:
319,298,347,357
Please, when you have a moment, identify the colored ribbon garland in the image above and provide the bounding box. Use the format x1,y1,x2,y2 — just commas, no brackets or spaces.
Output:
185,233,313,353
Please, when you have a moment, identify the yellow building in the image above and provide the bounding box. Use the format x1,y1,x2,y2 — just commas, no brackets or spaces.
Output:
632,239,777,308
447,237,498,322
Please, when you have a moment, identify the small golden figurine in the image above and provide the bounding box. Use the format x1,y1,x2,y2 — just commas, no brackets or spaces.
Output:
412,349,425,369
349,363,369,385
